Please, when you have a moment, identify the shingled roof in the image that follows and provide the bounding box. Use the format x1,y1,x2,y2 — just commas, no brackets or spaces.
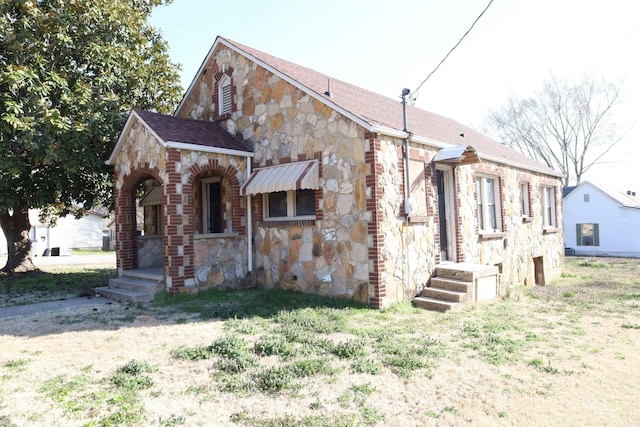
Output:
205,37,559,176
108,108,252,164
133,109,251,153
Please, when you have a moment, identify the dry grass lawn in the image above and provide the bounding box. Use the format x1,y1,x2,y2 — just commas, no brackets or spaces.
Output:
1,257,639,426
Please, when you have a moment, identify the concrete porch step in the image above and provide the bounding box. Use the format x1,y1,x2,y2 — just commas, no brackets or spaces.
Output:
94,286,155,303
413,296,460,313
420,287,467,303
429,277,473,293
95,269,164,303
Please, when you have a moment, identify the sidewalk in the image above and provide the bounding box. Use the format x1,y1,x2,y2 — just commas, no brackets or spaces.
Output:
0,253,116,268
0,253,118,319
0,296,115,319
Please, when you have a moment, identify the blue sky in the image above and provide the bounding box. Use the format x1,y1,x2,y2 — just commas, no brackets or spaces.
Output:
150,0,640,187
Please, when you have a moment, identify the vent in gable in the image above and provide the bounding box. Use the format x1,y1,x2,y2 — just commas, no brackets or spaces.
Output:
218,75,233,115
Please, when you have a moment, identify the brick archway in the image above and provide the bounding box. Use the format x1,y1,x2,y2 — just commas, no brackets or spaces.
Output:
115,165,163,272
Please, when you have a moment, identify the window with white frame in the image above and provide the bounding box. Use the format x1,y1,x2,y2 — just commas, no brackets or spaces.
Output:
202,177,224,233
520,182,531,217
476,175,501,232
218,75,232,115
264,189,316,220
542,186,557,228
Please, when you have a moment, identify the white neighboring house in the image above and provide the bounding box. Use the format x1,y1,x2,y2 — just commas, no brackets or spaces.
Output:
0,209,106,256
563,181,640,257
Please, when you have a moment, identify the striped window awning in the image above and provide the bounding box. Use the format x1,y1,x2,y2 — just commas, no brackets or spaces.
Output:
240,160,319,196
138,186,163,206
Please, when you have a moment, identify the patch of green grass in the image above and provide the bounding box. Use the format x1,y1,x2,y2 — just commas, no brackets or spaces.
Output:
622,323,640,329
225,317,261,334
350,358,382,375
41,374,93,414
425,409,441,419
212,335,257,373
253,366,295,393
443,405,459,416
2,358,30,371
337,383,381,425
229,411,352,427
0,267,116,307
254,335,294,357
111,360,156,391
153,288,368,320
159,414,186,426
577,260,608,269
329,339,368,359
289,358,336,377
171,344,216,361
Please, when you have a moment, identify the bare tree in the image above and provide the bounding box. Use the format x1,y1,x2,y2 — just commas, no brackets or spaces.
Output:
486,74,622,187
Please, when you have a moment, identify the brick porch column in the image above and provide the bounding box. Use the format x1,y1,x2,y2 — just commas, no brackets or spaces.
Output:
114,175,137,271
365,132,386,308
164,149,193,292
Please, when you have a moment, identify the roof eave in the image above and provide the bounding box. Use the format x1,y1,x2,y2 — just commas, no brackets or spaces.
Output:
106,110,139,165
165,141,254,158
388,131,562,177
107,110,167,165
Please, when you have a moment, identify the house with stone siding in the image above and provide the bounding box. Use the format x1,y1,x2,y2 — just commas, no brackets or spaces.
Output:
104,36,564,309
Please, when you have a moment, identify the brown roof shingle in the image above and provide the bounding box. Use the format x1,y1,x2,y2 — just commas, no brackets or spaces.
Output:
222,37,558,175
134,108,251,153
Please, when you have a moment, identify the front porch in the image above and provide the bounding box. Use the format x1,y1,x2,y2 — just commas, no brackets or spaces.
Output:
96,266,164,303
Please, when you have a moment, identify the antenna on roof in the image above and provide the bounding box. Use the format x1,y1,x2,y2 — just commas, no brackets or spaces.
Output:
324,79,332,98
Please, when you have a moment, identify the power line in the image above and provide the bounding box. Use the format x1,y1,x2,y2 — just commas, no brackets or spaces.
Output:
412,0,495,100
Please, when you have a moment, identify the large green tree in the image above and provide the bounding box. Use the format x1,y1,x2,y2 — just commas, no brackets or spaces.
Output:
0,0,182,272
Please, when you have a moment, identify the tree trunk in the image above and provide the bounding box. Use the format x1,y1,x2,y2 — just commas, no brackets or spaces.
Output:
0,206,37,273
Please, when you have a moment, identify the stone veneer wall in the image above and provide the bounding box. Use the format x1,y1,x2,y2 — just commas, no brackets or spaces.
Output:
456,163,564,288
138,236,162,268
178,45,376,304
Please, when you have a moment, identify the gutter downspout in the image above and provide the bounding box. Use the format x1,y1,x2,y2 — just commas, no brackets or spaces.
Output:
246,158,253,273
401,89,413,215
400,88,412,301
